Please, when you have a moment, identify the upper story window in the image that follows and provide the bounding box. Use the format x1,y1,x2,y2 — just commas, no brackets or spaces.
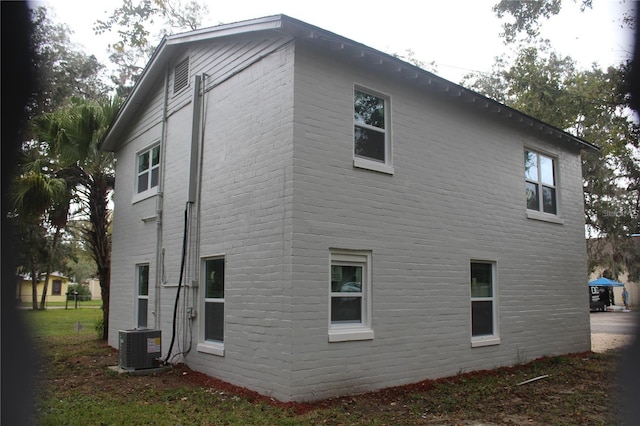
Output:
174,58,189,93
137,145,160,195
525,149,557,215
354,88,393,174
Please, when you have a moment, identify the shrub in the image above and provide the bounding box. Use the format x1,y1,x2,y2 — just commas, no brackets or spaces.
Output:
67,284,92,301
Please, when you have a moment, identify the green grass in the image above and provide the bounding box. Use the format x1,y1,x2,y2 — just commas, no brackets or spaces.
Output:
25,308,623,425
22,307,102,338
19,299,103,309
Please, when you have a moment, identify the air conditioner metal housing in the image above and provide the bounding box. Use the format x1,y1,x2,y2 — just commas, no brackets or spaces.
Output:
118,329,161,370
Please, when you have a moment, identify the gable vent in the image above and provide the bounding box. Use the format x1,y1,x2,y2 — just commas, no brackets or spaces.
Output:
173,58,189,93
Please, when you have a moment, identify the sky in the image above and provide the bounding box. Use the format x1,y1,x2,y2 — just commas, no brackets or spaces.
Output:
34,0,636,84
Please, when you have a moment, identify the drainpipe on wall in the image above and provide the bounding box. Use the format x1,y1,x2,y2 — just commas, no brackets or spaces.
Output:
154,67,170,330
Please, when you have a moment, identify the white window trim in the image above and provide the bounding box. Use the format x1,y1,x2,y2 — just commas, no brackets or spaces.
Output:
470,260,500,348
353,86,394,175
329,249,374,342
198,255,225,356
132,143,160,204
524,148,560,220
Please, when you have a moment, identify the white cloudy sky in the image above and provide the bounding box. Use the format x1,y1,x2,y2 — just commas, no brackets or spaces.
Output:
34,0,635,83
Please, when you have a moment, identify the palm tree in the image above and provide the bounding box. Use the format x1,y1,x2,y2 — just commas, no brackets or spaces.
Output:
33,97,121,338
12,145,70,309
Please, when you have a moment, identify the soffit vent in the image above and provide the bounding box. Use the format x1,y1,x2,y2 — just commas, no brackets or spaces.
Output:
174,58,189,93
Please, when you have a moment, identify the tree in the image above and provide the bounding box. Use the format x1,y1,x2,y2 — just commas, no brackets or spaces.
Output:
493,0,592,43
466,6,640,280
28,6,108,120
11,144,71,309
33,97,121,338
93,0,210,97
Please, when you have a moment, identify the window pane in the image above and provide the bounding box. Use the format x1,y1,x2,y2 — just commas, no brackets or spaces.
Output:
355,126,385,162
524,151,538,181
152,146,160,166
138,298,148,328
150,168,159,188
205,259,224,299
542,186,557,214
138,152,149,173
525,182,539,211
138,265,149,296
205,302,224,341
354,91,385,129
471,263,492,298
472,300,493,336
138,172,149,193
331,265,362,292
540,155,554,185
331,296,362,323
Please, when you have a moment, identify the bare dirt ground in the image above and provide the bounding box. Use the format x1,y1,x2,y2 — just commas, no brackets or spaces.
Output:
592,333,634,353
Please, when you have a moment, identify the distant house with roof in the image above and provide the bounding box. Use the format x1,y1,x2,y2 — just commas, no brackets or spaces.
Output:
16,272,70,304
101,15,598,402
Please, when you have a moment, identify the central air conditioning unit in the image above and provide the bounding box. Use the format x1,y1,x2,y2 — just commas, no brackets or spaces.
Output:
118,329,162,370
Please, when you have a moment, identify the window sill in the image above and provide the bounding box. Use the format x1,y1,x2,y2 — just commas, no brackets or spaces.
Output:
197,342,224,356
353,158,394,175
328,327,374,342
526,210,564,225
132,189,159,205
471,336,501,348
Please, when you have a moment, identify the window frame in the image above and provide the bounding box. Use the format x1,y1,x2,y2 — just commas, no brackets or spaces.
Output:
52,279,62,296
133,143,161,203
470,260,500,347
197,256,225,356
328,249,374,342
353,86,394,175
524,148,561,221
136,264,150,329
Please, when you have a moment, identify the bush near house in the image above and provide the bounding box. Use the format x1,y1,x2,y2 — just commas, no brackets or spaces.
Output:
66,283,92,301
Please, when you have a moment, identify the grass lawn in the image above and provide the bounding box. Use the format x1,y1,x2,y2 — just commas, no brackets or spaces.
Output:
21,309,624,425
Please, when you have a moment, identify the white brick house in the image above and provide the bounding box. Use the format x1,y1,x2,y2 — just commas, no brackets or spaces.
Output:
101,15,597,402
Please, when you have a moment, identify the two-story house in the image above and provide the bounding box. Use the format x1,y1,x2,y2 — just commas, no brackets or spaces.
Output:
101,15,598,402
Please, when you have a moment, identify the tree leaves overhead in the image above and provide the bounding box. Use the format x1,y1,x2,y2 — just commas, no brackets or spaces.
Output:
493,0,592,43
93,0,209,97
28,7,107,120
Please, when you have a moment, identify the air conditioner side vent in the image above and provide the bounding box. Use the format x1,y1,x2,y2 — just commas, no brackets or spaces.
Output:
118,329,161,370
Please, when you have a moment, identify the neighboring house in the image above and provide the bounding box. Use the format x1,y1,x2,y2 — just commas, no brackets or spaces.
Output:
83,278,102,300
101,15,598,402
16,272,70,304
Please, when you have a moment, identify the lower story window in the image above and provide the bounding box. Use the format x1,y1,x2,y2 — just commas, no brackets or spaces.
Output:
52,280,62,295
470,261,499,346
329,250,374,342
203,257,225,343
136,264,149,328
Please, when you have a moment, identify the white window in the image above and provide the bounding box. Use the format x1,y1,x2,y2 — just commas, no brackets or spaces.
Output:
470,261,500,347
329,250,374,342
525,149,557,215
201,257,224,350
354,88,393,174
136,145,160,196
136,264,149,328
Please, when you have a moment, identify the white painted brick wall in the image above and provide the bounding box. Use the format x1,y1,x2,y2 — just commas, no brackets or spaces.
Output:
109,37,590,402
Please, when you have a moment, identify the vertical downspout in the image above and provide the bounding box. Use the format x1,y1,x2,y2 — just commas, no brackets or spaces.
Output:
154,67,170,329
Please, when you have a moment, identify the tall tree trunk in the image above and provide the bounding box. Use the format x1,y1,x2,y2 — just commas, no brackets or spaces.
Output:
87,175,112,340
39,226,62,309
30,261,38,311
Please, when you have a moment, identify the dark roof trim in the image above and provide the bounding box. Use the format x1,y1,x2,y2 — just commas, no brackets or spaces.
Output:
101,14,599,152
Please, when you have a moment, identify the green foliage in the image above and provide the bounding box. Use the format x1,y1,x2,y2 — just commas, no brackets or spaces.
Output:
28,7,107,120
67,283,92,300
466,33,639,280
93,0,209,96
493,0,592,43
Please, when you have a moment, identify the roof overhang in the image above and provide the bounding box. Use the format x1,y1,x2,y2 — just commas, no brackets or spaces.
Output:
100,14,599,153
